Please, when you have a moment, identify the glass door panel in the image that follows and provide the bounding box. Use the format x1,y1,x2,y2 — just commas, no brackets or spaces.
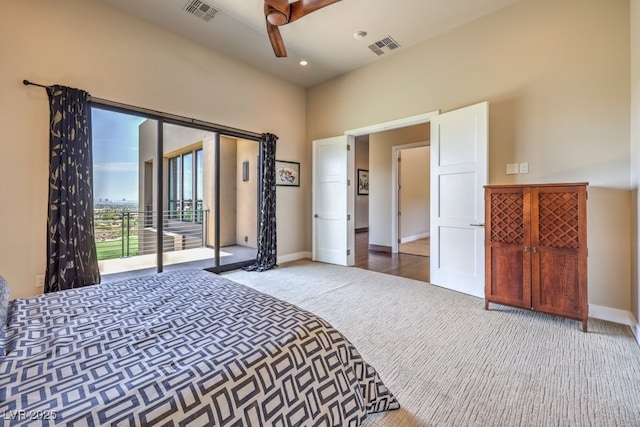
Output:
161,123,217,271
92,107,159,280
217,136,259,270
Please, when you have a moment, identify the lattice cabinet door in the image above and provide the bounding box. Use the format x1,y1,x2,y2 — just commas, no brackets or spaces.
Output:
531,184,588,330
484,186,532,310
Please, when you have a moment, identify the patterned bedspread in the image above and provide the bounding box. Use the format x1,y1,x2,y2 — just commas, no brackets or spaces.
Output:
0,269,399,426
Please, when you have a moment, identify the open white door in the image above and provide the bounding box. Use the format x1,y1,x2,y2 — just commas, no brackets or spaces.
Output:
430,102,488,298
312,135,355,266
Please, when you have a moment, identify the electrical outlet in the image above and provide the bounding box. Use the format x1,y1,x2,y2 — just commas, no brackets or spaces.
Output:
519,163,529,174
35,275,45,288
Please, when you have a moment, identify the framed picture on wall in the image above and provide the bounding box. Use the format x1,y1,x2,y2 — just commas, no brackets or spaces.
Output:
275,160,300,186
358,169,369,195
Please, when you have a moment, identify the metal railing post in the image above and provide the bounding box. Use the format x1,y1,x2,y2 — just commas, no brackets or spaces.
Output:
121,211,125,259
200,210,207,247
126,212,130,258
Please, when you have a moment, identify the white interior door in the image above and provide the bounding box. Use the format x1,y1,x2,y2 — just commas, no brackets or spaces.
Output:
430,102,488,298
312,135,354,266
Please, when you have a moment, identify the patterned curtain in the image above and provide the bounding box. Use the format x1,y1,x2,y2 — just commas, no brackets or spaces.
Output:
45,85,101,293
243,133,278,272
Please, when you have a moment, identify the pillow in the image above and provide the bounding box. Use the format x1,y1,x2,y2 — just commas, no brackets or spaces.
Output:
0,275,9,329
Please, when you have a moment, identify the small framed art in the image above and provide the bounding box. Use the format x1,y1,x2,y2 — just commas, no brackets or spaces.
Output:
275,160,300,187
358,169,369,195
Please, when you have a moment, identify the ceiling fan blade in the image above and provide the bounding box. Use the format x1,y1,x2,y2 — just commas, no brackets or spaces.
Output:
264,0,291,25
266,21,287,57
263,0,341,58
289,0,341,23
264,0,290,14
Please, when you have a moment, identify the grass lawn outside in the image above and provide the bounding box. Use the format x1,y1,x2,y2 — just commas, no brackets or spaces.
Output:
96,236,139,260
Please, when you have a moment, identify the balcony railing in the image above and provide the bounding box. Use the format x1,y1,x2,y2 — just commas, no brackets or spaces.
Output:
94,209,210,261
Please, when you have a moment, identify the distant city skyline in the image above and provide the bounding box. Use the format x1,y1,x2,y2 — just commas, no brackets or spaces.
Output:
92,108,146,201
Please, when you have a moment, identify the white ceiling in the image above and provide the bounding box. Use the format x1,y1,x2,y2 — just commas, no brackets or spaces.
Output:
100,0,521,88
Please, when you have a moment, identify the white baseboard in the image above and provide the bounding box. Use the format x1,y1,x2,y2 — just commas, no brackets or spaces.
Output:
400,232,430,244
633,323,640,346
589,304,636,328
277,251,312,265
626,313,640,345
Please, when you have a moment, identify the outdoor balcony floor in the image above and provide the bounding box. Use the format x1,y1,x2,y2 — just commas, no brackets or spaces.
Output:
100,245,257,283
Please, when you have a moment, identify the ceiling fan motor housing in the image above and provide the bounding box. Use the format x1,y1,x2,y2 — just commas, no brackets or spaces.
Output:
266,8,289,26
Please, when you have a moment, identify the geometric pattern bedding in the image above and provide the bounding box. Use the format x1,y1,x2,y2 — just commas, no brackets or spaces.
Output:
0,269,399,426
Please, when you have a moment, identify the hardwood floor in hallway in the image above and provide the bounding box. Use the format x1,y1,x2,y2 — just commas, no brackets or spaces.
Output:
354,231,429,283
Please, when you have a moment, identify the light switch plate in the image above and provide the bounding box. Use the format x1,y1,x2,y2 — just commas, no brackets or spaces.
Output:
506,163,519,175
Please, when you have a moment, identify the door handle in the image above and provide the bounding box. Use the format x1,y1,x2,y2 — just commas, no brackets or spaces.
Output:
470,223,485,227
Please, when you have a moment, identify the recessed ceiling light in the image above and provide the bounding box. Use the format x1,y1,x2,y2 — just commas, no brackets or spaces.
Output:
299,60,309,67
354,31,367,39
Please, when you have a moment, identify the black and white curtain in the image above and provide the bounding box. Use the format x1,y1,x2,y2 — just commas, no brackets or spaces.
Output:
244,133,278,272
45,85,101,293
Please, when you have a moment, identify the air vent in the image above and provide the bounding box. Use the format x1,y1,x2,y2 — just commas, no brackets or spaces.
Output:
368,45,385,56
368,35,401,56
183,0,219,22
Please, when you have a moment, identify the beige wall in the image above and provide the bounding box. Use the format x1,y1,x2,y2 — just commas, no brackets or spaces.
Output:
139,120,159,215
0,0,306,299
369,125,430,247
307,0,632,312
400,146,430,241
632,0,640,327
236,139,258,248
202,137,217,246
217,137,238,247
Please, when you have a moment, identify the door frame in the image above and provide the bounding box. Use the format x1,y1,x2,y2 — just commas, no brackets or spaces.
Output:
345,111,439,256
391,141,430,254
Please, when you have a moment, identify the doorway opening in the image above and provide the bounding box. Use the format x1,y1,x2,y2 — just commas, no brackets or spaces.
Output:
392,143,430,257
317,102,488,296
347,112,437,282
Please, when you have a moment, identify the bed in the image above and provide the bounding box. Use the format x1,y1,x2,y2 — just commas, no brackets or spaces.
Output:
0,269,399,426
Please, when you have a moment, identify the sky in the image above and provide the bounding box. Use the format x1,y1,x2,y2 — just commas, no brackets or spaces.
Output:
92,108,147,201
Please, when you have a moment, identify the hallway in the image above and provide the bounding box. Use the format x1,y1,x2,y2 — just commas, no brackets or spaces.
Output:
354,231,429,283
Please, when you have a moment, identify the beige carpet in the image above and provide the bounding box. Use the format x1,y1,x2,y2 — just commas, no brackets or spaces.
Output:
223,259,640,426
400,237,430,257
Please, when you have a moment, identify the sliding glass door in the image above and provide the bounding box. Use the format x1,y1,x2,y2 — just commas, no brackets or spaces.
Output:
92,106,259,280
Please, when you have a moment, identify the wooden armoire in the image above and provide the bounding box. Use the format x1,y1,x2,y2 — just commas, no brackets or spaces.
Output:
484,183,588,331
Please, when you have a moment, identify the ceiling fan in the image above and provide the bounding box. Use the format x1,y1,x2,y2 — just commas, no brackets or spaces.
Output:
264,0,341,57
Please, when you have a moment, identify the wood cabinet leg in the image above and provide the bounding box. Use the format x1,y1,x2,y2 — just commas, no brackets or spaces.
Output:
582,319,588,332
484,300,489,310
